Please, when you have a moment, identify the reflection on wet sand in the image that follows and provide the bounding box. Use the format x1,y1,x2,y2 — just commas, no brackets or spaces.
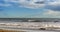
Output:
0,29,25,32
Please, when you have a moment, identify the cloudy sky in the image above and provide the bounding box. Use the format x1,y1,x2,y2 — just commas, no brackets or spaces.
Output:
0,0,60,18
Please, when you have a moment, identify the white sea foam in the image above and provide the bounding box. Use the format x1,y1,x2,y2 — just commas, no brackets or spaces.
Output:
0,22,60,29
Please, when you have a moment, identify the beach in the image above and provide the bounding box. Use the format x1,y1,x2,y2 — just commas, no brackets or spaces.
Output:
0,29,25,32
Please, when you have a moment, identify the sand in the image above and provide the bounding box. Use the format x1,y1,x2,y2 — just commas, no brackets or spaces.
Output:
0,29,25,32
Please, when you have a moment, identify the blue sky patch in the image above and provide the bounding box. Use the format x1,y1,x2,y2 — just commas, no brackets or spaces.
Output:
0,0,60,18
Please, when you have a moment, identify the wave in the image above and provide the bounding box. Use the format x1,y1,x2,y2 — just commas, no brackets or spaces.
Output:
0,22,60,30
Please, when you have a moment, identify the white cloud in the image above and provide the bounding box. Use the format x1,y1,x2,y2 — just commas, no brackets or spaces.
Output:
48,1,60,6
3,0,60,9
18,0,46,8
3,0,46,8
1,0,60,9
44,10,60,16
23,10,60,18
48,0,60,6
46,0,60,11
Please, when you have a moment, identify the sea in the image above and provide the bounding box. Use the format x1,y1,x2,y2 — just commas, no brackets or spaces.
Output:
0,18,60,32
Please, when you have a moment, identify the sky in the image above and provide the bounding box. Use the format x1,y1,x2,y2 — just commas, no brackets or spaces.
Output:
0,0,60,18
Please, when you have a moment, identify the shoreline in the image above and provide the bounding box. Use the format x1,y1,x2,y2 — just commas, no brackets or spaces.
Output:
0,29,25,32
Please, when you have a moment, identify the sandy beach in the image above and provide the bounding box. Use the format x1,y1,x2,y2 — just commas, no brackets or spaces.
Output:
0,29,25,32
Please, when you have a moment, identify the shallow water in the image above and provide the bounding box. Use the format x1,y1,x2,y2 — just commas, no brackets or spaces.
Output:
0,21,60,32
26,30,60,32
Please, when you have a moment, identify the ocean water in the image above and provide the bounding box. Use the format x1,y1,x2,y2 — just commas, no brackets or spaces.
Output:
0,18,60,32
26,30,60,32
0,21,60,32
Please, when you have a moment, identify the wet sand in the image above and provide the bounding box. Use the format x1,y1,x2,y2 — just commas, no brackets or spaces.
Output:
0,29,25,32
